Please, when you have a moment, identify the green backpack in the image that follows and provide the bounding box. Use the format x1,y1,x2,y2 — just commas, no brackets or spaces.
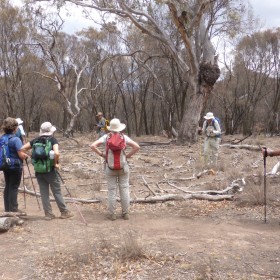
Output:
31,137,54,173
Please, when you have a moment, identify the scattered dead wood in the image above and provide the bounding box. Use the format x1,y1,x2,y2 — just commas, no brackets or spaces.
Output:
230,134,252,144
139,141,172,146
197,169,215,178
221,144,260,151
142,176,157,196
133,177,245,203
0,186,101,204
0,214,25,232
131,193,233,203
0,217,12,232
0,212,27,217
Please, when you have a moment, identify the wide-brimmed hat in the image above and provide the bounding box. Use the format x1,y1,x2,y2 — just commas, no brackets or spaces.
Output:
204,112,214,120
96,112,103,117
39,122,57,136
107,118,126,132
16,118,24,125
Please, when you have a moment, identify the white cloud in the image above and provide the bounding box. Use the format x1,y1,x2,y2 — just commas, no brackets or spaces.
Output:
249,0,280,29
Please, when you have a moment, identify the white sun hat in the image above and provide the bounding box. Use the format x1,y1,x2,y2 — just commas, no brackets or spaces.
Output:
39,122,57,136
107,118,126,132
16,118,24,125
204,112,215,120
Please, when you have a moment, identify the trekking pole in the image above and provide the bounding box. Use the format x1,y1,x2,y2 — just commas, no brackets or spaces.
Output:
56,170,87,225
263,147,267,223
22,166,26,209
25,159,41,210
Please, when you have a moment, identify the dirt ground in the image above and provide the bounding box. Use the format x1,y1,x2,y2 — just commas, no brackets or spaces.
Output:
1,133,280,280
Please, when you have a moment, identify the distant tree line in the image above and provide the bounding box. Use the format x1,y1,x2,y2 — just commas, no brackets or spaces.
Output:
0,0,279,138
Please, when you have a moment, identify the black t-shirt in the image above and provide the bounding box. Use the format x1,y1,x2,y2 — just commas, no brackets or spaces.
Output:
30,136,58,148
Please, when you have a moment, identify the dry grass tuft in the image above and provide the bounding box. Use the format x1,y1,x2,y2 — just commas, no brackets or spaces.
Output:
118,231,146,260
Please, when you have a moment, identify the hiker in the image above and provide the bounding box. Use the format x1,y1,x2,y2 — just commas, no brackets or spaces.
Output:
262,147,280,158
15,118,26,144
96,112,107,138
1,117,28,213
90,118,140,221
202,112,221,166
20,122,73,220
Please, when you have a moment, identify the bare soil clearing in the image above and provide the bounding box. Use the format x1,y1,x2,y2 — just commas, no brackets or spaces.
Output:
1,133,280,280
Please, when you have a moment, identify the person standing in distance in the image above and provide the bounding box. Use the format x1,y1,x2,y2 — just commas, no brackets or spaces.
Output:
15,118,26,144
21,122,73,220
90,118,140,221
96,112,107,138
202,112,221,166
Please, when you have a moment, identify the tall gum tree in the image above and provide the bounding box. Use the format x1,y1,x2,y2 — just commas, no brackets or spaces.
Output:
30,0,250,143
31,10,93,136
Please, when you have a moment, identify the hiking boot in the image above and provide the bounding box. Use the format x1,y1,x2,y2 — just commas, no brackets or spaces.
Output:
45,214,56,221
12,209,27,216
108,214,117,221
59,211,74,219
122,213,129,220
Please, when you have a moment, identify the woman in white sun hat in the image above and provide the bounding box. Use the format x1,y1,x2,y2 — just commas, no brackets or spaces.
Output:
90,118,140,221
202,112,221,166
21,122,73,220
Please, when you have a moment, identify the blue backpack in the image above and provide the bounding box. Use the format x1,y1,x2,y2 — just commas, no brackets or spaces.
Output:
206,117,221,130
213,117,221,130
0,135,18,170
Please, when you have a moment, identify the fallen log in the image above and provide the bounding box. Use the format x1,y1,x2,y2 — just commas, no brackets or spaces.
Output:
130,193,233,203
0,186,101,204
0,217,11,232
0,217,24,232
139,141,172,146
220,144,260,151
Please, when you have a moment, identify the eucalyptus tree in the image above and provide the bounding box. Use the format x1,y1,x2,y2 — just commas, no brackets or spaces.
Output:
41,0,251,143
30,9,93,136
0,0,34,120
232,30,278,135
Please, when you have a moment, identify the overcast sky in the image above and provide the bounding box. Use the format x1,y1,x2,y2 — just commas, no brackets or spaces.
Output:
11,0,280,34
249,0,280,29
62,0,280,34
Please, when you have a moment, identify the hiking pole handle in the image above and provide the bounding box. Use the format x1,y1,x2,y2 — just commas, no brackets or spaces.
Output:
262,146,268,158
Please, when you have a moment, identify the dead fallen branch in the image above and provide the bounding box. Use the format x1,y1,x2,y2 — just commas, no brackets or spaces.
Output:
230,134,252,144
0,186,101,204
221,144,260,151
142,176,157,196
0,216,25,232
139,141,172,146
131,193,233,203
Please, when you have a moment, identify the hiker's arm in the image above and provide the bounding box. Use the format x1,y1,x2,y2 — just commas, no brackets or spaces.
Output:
21,142,31,152
90,138,106,158
126,140,140,158
53,144,60,168
19,142,31,159
263,148,280,157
